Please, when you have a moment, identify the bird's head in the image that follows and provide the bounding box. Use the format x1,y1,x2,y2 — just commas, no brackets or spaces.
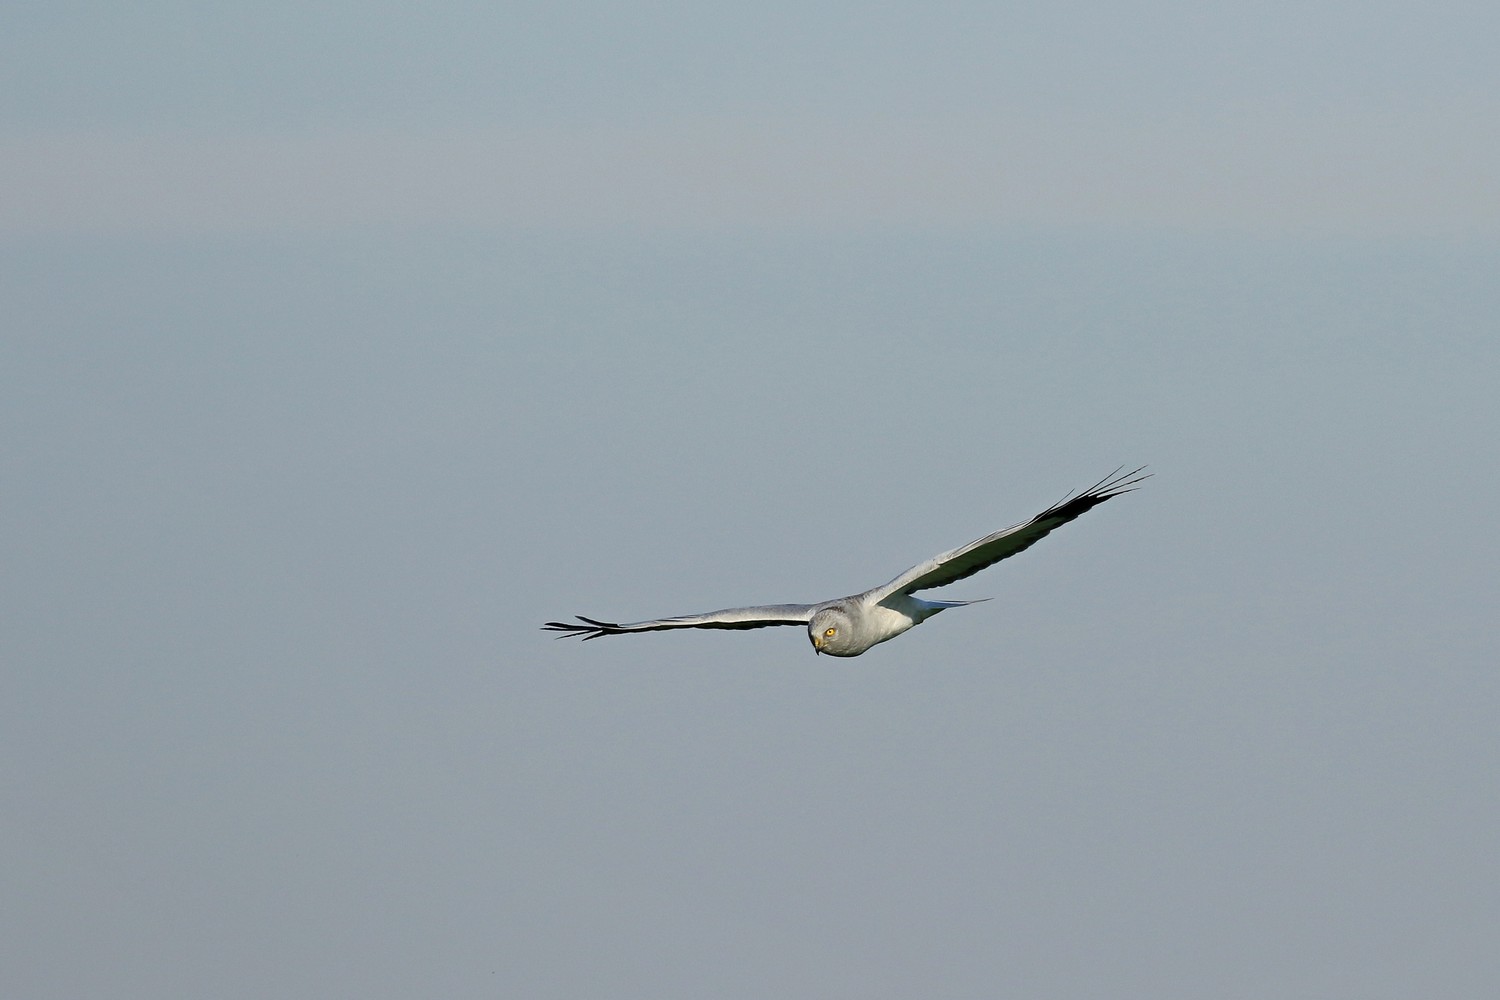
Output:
808,606,859,657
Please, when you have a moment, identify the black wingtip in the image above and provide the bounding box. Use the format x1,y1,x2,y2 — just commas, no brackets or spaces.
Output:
1038,465,1151,523
541,616,594,638
541,615,624,641
1092,464,1151,498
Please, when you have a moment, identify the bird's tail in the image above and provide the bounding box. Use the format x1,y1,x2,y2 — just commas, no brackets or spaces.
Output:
918,597,992,610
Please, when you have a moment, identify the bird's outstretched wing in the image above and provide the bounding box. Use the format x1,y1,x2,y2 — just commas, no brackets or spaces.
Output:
542,603,816,641
870,466,1150,599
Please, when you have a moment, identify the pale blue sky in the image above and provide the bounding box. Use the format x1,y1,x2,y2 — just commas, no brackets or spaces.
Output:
6,2,1500,237
7,2,1498,126
4,5,1499,999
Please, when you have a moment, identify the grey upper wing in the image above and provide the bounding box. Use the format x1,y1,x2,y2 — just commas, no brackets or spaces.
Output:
542,603,817,641
869,467,1149,599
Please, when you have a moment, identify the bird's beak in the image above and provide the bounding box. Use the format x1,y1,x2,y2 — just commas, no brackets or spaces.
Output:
811,635,822,653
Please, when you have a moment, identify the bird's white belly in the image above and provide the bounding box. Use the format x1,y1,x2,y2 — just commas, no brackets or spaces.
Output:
858,599,925,648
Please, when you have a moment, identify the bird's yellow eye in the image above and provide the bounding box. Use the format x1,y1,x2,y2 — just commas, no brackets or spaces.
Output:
825,627,837,637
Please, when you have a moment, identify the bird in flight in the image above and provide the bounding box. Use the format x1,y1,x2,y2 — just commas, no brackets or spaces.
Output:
544,467,1148,657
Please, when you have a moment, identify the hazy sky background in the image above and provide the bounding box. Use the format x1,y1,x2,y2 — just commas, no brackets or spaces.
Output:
4,3,1498,998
